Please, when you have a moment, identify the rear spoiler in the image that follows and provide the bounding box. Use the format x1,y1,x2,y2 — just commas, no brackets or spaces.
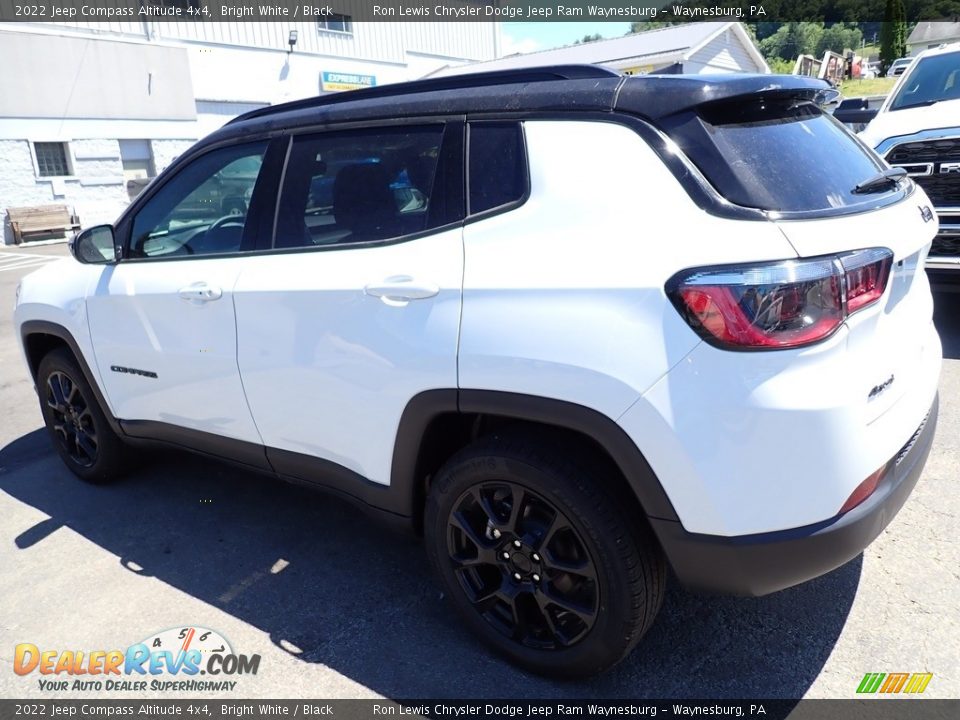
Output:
615,74,837,121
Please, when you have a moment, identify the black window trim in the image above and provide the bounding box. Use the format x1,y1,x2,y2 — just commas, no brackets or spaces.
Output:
258,115,467,256
456,110,918,222
116,135,286,263
464,120,531,223
656,103,915,221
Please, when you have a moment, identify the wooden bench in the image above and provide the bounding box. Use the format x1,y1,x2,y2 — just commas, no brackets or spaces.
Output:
7,204,81,244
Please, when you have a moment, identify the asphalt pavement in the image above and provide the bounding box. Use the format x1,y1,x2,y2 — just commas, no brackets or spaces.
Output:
0,243,957,700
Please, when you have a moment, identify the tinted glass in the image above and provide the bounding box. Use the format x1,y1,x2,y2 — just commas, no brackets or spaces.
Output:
890,52,960,111
666,100,889,213
275,126,445,249
469,123,526,215
130,142,267,258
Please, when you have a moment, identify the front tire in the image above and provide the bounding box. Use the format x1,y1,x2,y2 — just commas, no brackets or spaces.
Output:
37,348,128,484
425,434,666,678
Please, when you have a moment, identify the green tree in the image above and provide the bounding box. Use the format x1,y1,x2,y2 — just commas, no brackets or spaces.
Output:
627,22,679,35
816,23,863,57
879,0,908,74
574,33,603,45
758,22,825,61
767,57,796,74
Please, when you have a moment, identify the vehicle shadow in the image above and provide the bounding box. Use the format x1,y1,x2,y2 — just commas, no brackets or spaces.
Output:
933,290,960,361
1,429,858,699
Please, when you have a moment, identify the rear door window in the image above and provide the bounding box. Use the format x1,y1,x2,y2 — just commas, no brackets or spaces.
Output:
468,122,527,215
663,99,897,214
274,125,456,249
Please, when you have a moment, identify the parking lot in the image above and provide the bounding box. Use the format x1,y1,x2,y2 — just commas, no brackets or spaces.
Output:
0,243,957,700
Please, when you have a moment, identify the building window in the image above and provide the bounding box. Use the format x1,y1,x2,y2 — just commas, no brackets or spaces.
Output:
120,139,156,201
34,142,71,177
318,14,352,34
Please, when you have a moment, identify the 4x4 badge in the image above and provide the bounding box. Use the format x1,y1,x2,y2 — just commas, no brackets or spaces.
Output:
920,205,934,222
868,375,895,400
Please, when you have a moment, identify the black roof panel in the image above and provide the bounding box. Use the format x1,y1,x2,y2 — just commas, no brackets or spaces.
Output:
208,66,833,146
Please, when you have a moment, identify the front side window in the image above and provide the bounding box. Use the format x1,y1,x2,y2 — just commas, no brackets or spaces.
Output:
129,142,267,258
890,52,960,111
274,126,449,249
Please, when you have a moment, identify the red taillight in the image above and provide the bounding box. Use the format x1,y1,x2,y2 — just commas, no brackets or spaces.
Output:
839,462,890,514
842,249,893,314
668,248,893,350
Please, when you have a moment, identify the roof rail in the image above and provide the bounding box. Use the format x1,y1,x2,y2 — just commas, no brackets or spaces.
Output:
228,65,620,125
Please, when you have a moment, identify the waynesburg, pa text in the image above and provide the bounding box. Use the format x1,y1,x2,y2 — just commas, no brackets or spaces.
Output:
368,4,767,19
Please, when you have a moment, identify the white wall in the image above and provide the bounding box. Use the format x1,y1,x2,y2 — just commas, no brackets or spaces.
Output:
0,21,501,244
149,139,200,175
38,20,500,66
686,27,764,74
1,138,131,244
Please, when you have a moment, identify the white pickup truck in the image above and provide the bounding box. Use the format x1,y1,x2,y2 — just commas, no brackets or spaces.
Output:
861,43,960,288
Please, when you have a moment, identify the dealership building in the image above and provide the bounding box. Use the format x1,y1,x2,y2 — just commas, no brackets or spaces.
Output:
0,20,500,244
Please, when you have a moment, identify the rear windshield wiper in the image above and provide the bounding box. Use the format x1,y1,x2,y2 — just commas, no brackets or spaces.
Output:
852,167,908,194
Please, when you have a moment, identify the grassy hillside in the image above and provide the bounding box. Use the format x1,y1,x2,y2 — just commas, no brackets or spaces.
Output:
839,77,898,97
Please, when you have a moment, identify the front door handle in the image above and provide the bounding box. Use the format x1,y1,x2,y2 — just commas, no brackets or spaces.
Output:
364,276,440,303
178,282,223,303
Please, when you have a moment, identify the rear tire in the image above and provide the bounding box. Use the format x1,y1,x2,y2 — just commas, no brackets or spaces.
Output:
425,433,666,678
37,348,128,484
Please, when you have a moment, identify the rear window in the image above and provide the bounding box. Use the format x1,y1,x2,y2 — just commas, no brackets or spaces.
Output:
664,99,893,214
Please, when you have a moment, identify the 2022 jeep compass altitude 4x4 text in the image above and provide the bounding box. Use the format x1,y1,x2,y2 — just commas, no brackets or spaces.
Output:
15,67,941,678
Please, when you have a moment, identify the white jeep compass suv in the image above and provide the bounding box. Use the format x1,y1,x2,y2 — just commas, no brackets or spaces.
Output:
14,67,941,678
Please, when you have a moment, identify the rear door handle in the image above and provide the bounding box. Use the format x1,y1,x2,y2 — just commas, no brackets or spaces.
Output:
364,276,440,303
178,282,223,303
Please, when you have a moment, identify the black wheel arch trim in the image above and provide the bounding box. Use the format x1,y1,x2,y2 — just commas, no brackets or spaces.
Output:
20,320,124,437
454,390,679,522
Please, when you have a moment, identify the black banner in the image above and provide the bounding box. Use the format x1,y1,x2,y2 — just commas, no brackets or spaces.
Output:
1,0,959,23
0,701,959,720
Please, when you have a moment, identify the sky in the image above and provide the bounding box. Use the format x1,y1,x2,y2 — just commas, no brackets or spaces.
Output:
501,22,632,55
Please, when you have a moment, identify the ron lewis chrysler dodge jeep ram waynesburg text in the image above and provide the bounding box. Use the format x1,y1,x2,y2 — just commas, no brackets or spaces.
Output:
14,67,941,678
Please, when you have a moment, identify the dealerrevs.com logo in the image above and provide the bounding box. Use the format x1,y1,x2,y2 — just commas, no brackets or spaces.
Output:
14,626,260,692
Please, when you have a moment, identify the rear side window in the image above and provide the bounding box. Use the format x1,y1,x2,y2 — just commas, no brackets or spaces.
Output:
274,125,451,249
664,100,892,214
469,123,526,215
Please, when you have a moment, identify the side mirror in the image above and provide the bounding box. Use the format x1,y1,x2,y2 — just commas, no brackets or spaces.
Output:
70,225,119,264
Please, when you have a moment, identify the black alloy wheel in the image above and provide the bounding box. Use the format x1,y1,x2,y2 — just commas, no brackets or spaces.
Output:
45,370,98,467
447,481,599,649
426,434,666,678
37,348,129,484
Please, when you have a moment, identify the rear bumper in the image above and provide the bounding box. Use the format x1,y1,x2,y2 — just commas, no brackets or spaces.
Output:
650,394,938,596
